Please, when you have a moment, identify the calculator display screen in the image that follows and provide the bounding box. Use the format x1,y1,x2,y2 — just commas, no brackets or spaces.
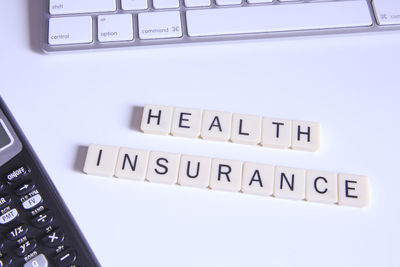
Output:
0,119,12,150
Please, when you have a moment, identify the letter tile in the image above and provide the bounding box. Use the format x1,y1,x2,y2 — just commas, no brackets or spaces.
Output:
338,173,369,207
242,162,274,196
291,120,320,151
178,155,211,188
171,107,203,138
209,158,242,192
274,166,306,200
140,104,173,135
200,110,232,141
83,144,119,177
306,170,338,204
147,151,181,184
261,117,292,149
114,148,149,181
231,114,262,145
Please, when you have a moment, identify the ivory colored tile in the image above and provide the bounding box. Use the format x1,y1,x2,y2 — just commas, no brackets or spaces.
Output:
114,148,149,181
147,151,180,184
261,117,292,149
338,173,369,207
274,166,306,200
200,110,232,141
171,107,203,138
83,144,119,177
210,158,242,192
178,155,211,188
291,120,320,151
230,114,261,145
140,104,173,135
306,170,338,204
242,162,274,196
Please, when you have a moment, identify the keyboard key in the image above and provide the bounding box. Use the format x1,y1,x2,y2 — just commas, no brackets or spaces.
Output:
186,1,372,37
5,166,28,183
22,193,43,210
216,0,242,5
7,223,29,240
138,11,182,39
0,195,11,209
32,211,54,228
24,254,48,267
373,0,400,25
54,249,77,266
0,208,19,225
98,14,134,42
49,0,116,15
48,16,93,45
42,229,64,248
184,0,211,7
16,239,37,256
153,0,180,9
15,182,35,196
247,0,272,3
121,0,148,10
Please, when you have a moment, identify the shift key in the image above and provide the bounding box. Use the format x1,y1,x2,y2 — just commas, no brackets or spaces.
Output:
48,16,93,45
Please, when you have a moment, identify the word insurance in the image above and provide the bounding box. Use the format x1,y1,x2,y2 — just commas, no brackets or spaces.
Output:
83,144,369,207
140,105,321,151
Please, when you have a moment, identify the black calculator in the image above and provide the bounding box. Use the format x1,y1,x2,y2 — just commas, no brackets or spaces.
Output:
0,98,100,267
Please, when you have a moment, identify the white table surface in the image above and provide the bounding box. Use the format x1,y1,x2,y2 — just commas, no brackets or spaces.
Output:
1,1,400,266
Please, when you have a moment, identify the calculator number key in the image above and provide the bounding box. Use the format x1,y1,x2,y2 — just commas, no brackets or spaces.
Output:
24,254,48,267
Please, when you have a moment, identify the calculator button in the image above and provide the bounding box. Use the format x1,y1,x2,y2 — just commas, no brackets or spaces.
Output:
42,229,64,247
16,239,37,256
5,166,28,183
32,211,54,228
0,195,11,209
0,255,12,267
22,194,43,210
7,223,29,240
24,254,48,267
54,249,77,266
15,182,35,196
0,208,19,224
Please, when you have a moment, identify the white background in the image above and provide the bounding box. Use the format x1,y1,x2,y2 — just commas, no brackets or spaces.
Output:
1,1,400,266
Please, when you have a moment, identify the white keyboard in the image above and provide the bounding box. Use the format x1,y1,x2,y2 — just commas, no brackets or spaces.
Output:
42,0,400,52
